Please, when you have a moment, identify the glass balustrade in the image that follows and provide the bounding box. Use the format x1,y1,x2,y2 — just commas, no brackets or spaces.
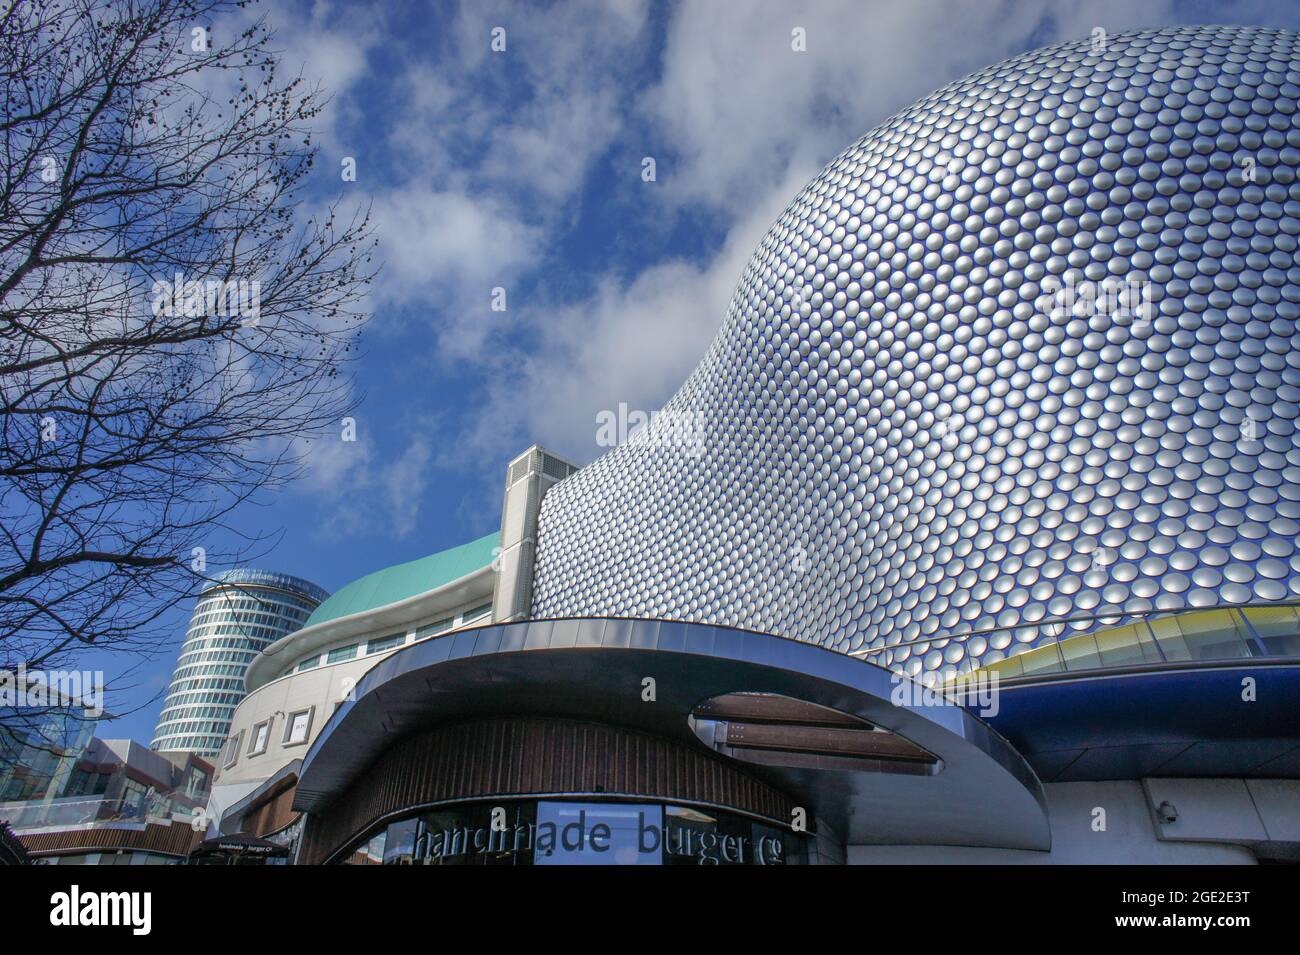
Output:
882,602,1300,689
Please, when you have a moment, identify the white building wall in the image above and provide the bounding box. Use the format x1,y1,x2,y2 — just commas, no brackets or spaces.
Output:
207,596,496,830
846,780,1294,864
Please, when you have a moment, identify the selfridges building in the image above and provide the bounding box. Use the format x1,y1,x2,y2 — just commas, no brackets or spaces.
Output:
532,24,1300,676
213,27,1300,865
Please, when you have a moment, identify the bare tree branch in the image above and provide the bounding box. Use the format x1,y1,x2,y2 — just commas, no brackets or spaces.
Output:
0,0,376,706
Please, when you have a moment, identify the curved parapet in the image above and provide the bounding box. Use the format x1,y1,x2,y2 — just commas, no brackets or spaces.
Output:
293,619,1051,858
204,569,330,606
531,26,1300,677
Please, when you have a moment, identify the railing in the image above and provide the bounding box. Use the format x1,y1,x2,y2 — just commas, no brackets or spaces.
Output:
0,794,203,832
850,602,1300,684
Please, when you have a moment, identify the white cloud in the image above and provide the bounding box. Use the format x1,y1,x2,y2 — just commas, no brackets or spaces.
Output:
378,438,434,536
369,186,543,355
466,0,647,203
295,427,434,541
372,187,541,291
215,0,384,154
466,161,815,462
287,0,1237,529
297,429,371,494
458,0,1197,464
288,2,377,96
479,90,625,202
378,0,650,206
352,0,654,358
642,1,1044,215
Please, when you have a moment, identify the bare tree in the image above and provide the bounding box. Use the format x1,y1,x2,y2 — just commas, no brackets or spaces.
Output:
0,0,375,705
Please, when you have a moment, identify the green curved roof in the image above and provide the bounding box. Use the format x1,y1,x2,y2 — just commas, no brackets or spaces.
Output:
303,532,498,628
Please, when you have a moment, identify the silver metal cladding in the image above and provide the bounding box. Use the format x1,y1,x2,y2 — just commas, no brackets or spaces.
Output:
531,27,1300,683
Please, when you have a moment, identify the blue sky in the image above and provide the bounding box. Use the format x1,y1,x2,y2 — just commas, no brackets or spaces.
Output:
96,0,1300,742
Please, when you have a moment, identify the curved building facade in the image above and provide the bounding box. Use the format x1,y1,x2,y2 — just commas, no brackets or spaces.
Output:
152,570,329,757
205,26,1300,866
203,535,498,830
531,25,1300,681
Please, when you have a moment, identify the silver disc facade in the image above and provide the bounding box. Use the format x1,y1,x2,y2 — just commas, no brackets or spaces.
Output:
530,26,1300,683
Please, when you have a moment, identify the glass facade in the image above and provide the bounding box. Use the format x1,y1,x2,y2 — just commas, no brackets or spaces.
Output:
340,800,804,866
0,706,96,803
0,739,211,838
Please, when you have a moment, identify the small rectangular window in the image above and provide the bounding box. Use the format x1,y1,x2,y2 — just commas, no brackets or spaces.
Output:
366,633,405,655
296,655,320,672
248,720,270,756
283,707,314,746
325,644,358,664
416,618,453,640
461,604,493,624
223,731,244,768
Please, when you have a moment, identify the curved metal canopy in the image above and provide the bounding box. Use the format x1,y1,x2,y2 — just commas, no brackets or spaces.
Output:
294,618,1051,851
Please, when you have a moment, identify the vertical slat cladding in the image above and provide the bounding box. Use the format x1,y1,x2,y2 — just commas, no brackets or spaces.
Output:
539,721,552,793
463,725,472,796
395,736,407,814
510,718,523,794
501,719,514,794
579,723,592,791
300,716,796,864
612,728,623,794
475,721,488,795
488,721,500,796
21,820,201,858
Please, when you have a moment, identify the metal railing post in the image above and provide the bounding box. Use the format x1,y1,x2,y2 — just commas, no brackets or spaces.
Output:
851,600,1299,669
1143,616,1167,663
1232,607,1271,658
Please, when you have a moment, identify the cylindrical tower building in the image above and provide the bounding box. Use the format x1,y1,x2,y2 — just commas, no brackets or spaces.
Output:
152,570,329,757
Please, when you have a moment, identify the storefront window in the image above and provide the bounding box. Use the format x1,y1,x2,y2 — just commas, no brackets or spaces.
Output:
662,806,790,866
340,800,804,866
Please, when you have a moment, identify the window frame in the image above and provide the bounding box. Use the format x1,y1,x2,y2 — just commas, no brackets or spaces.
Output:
282,706,315,748
415,618,454,640
223,730,244,768
365,633,406,655
461,603,493,624
325,643,358,665
247,720,271,756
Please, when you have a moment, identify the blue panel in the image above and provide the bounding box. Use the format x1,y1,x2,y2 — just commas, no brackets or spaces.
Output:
575,618,606,648
1156,739,1300,777
627,619,660,650
471,626,503,656
495,622,529,653
1020,749,1086,783
1253,744,1300,777
1053,743,1194,783
523,619,556,650
655,621,687,653
534,802,662,866
601,619,633,649
988,665,1300,779
449,630,477,660
548,619,578,649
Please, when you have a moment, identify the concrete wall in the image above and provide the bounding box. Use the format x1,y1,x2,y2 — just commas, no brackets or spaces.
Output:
846,780,1295,864
207,592,499,831
214,656,375,790
206,654,376,830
